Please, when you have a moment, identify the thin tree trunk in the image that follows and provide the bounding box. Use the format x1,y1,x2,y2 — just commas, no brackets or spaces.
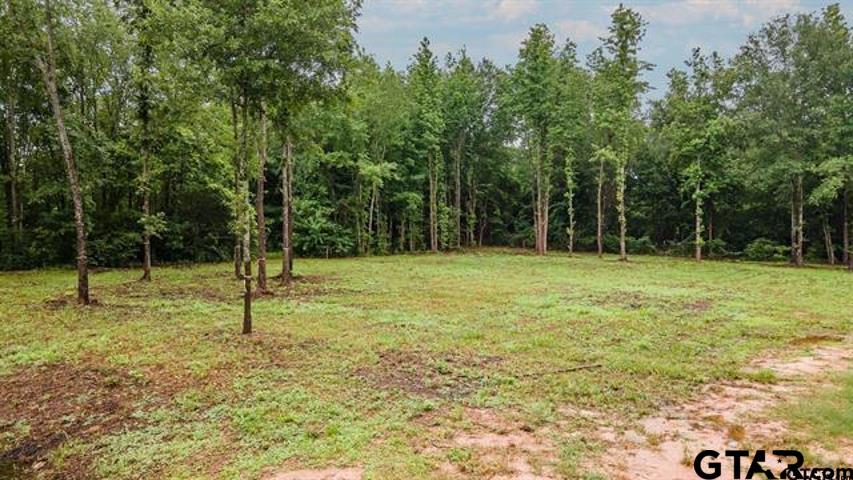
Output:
138,1,153,282
255,104,268,293
231,100,242,279
843,187,849,269
791,175,804,267
3,87,17,232
707,200,714,257
428,151,438,253
36,1,89,305
281,135,293,285
454,139,462,248
367,183,376,250
616,163,627,261
239,96,252,334
596,159,604,258
567,180,575,254
141,154,152,281
467,169,476,247
694,176,702,262
823,215,835,265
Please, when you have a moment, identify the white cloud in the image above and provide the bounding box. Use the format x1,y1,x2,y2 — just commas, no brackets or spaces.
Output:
556,19,606,42
490,0,540,21
633,0,802,28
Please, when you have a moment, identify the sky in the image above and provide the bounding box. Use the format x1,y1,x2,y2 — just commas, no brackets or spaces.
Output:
356,0,853,101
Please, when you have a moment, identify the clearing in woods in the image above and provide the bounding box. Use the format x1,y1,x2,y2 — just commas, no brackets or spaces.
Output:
0,250,850,479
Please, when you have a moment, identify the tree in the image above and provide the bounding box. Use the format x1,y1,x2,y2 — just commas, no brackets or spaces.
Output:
735,12,826,267
409,38,445,253
657,49,734,261
511,24,557,255
550,40,591,254
441,49,481,248
33,0,90,304
590,5,651,261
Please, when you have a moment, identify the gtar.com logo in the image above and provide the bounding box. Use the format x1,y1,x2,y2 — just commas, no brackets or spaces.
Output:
693,450,853,480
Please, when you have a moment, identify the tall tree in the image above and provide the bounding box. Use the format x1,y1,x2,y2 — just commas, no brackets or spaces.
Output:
550,40,591,254
591,5,651,261
441,49,481,248
34,0,90,304
409,38,445,253
657,49,734,261
511,24,557,255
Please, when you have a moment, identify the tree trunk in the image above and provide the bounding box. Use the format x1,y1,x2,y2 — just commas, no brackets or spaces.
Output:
454,139,462,248
238,97,252,334
694,179,702,262
367,183,376,251
138,1,153,282
141,156,152,281
255,104,268,293
281,136,293,284
707,200,714,257
231,100,243,279
616,163,627,261
36,1,89,305
790,175,804,267
567,180,575,254
843,187,849,270
467,168,476,247
428,151,438,253
596,159,604,258
3,87,17,233
823,215,835,265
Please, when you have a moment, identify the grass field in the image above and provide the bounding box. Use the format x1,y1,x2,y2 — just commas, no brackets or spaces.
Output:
0,250,851,479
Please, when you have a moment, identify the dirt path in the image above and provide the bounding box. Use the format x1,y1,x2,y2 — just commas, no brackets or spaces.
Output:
263,340,851,480
594,339,852,480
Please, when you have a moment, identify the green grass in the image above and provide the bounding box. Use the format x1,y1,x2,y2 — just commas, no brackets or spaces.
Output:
0,250,850,479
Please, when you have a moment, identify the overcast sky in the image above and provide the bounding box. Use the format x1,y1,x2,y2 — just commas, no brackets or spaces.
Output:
356,0,853,101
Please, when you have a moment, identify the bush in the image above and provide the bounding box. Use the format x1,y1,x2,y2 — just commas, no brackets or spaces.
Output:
743,238,790,262
627,236,656,254
293,199,355,257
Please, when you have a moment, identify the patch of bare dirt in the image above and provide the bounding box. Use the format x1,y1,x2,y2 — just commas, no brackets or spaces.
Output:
0,359,218,479
0,363,150,477
355,350,500,399
42,294,103,310
423,407,558,479
589,341,853,480
264,467,364,480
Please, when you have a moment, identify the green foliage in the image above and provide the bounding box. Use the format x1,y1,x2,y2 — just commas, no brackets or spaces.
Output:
744,238,791,262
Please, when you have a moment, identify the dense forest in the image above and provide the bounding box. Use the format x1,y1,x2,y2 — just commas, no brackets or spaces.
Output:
1,0,851,284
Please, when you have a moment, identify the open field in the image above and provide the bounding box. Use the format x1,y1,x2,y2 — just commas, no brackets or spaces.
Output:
1,250,851,479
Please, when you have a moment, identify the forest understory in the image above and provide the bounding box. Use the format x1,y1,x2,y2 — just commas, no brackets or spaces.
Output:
0,250,850,479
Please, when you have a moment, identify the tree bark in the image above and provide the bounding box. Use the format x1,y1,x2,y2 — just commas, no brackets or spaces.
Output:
36,0,89,305
596,159,604,258
281,135,293,284
823,215,835,265
231,100,243,279
790,175,804,267
454,138,462,248
694,177,702,262
466,168,476,247
564,153,574,255
616,163,627,261
238,96,252,334
428,151,438,253
138,1,153,282
3,86,17,233
255,104,268,293
843,187,849,270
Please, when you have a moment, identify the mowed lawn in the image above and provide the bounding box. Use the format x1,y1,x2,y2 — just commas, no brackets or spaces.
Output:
0,250,851,479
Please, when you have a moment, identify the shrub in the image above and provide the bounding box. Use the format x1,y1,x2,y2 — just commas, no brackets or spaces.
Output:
743,238,790,262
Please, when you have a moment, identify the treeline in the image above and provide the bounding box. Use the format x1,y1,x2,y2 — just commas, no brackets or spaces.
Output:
1,1,851,286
